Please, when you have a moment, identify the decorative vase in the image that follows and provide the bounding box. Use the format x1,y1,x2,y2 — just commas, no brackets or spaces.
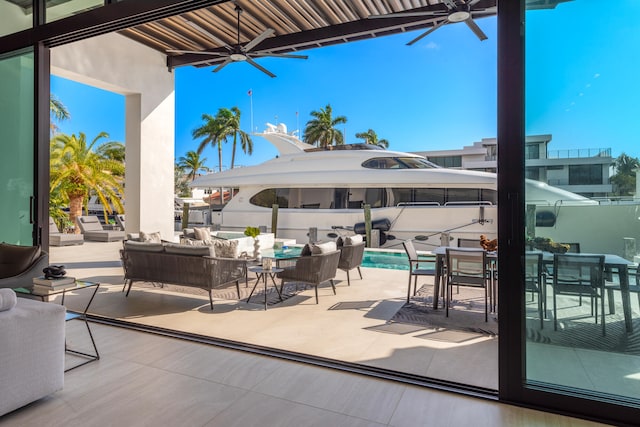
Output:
253,238,262,261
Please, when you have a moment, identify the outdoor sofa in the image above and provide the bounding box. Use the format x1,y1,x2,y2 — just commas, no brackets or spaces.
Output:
120,239,247,309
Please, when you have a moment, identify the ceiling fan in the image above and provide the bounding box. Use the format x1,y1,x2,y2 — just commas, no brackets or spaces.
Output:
167,4,308,78
369,0,490,46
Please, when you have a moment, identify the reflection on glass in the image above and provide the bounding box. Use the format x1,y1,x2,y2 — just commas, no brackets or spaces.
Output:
0,1,33,37
46,0,103,23
525,0,640,404
0,49,34,244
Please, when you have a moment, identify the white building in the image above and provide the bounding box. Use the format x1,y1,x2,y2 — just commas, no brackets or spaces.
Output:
414,134,614,198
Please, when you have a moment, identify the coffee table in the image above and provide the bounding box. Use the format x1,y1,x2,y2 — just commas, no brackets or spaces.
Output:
246,266,284,310
15,281,100,370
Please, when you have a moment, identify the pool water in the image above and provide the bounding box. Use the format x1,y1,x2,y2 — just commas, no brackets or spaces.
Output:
277,246,429,271
363,250,411,270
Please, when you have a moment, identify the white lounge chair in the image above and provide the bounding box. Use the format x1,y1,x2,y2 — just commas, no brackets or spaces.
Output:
49,217,84,246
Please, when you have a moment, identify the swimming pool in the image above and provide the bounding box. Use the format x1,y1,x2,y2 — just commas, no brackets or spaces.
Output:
273,246,432,271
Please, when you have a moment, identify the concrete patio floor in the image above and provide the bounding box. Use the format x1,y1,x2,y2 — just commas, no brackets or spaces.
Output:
50,240,499,390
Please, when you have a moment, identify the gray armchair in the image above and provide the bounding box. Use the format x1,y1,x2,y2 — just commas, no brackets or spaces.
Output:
277,250,341,303
0,243,49,289
338,242,365,286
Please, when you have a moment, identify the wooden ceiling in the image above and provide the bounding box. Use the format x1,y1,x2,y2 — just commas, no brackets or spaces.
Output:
119,0,499,70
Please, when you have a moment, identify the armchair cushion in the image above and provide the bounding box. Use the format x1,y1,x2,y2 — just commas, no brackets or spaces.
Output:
345,234,363,245
0,243,42,279
311,241,337,254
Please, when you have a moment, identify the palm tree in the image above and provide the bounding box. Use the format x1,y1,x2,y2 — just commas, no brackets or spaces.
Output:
96,141,126,164
303,104,347,148
50,131,125,233
177,150,210,181
611,152,640,196
217,107,253,169
193,113,226,172
355,129,389,149
50,94,70,135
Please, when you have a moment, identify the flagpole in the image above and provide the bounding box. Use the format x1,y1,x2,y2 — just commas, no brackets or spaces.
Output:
248,89,254,133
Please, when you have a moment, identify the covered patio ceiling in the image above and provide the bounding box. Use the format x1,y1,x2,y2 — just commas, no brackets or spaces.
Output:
119,0,505,71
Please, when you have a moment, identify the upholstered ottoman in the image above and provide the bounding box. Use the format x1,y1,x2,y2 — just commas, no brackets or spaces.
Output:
0,291,65,416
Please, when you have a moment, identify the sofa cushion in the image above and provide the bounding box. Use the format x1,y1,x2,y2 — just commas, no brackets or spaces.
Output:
345,234,363,245
0,288,17,312
311,241,337,255
193,227,211,241
164,243,214,257
123,240,165,252
140,231,162,243
0,243,42,279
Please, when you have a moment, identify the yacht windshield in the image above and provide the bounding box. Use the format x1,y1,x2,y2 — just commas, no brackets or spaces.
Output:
361,157,439,169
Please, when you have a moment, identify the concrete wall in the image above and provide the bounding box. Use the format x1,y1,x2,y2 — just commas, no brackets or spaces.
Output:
51,32,175,239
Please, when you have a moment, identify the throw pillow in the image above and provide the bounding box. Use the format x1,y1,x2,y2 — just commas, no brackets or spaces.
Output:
211,239,239,258
193,227,210,241
311,241,337,255
140,231,162,243
345,234,363,245
300,243,312,257
0,288,17,312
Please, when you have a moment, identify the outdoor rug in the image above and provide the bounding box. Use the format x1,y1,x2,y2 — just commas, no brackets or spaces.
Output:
389,285,498,336
525,300,640,356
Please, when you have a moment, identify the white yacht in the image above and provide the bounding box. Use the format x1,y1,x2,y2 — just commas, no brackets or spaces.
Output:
191,123,592,249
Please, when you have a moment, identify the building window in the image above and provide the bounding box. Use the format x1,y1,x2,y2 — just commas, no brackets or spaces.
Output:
426,156,462,168
568,164,602,185
525,144,539,160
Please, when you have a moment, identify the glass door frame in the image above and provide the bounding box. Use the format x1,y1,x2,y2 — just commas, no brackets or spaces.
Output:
497,2,639,425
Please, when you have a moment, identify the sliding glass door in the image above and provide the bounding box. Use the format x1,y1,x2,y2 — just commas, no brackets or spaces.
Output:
0,49,35,245
523,0,640,410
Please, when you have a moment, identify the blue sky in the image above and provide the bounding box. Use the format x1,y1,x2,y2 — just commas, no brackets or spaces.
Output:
51,2,640,171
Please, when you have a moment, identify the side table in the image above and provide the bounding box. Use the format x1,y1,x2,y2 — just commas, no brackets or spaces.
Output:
15,281,100,371
246,266,284,310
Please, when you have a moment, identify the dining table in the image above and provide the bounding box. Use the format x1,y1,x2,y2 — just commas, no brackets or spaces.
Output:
430,247,635,333
537,251,635,333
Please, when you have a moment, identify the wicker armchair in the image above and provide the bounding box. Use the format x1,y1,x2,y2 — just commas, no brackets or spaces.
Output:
277,250,341,303
338,242,365,286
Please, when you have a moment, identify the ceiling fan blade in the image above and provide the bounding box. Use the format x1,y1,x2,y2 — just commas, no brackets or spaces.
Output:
252,52,308,59
368,10,443,19
166,49,227,56
464,17,488,41
212,58,233,73
244,28,276,52
245,56,276,78
406,19,448,45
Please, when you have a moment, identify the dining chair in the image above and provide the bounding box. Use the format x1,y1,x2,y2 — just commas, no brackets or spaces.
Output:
402,240,436,303
524,252,545,329
552,253,606,335
457,238,481,248
445,248,489,322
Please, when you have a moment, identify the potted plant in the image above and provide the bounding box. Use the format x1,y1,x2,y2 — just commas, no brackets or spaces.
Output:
244,226,262,259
